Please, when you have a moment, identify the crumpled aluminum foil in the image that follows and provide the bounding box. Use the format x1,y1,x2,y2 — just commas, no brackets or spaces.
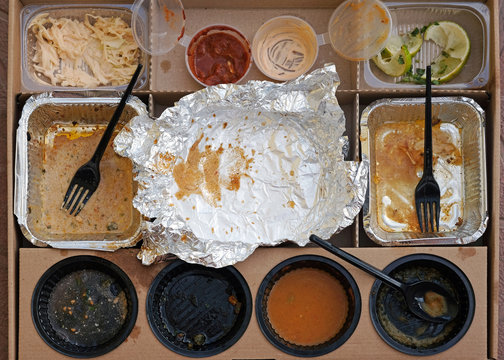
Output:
114,64,369,267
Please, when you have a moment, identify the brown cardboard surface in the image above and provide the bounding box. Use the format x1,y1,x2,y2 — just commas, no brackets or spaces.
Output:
6,0,501,359
19,247,486,360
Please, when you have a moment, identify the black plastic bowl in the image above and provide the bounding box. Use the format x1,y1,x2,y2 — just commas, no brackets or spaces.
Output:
31,256,138,358
256,255,361,357
369,254,475,356
146,260,252,357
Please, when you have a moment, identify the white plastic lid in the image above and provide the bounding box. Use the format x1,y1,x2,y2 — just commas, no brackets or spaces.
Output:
328,0,392,61
131,0,185,56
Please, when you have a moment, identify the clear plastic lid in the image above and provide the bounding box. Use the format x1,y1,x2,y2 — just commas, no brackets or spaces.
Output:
328,0,392,61
131,0,185,56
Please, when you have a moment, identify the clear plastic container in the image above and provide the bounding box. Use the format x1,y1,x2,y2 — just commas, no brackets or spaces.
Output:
328,0,393,61
252,16,319,81
131,0,185,56
180,24,252,87
362,2,490,89
21,4,149,92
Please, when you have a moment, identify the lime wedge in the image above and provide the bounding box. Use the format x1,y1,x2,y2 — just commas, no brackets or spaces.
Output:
402,29,423,56
372,44,412,77
423,21,470,82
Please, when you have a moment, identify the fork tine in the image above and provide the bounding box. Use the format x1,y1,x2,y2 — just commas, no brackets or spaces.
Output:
422,201,429,232
428,200,434,232
69,188,87,215
64,185,82,211
62,183,77,209
434,200,440,232
74,191,92,216
415,198,423,232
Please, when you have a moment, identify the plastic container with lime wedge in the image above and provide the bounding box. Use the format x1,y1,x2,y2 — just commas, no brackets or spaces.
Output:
362,2,490,89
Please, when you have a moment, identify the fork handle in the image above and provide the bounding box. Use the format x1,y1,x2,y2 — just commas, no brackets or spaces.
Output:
91,64,143,164
423,65,433,176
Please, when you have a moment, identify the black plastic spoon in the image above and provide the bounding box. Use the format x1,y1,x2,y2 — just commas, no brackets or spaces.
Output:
309,234,458,323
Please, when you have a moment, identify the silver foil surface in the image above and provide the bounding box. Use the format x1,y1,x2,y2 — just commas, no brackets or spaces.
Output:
115,65,369,267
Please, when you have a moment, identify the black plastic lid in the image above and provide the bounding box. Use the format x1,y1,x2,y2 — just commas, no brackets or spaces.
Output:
31,255,138,358
369,253,475,356
146,260,252,357
255,254,361,357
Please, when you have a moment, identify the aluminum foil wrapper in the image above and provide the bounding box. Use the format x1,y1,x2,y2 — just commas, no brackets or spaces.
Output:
115,65,369,267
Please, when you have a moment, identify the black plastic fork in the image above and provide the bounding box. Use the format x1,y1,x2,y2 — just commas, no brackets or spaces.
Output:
61,64,143,216
414,65,441,232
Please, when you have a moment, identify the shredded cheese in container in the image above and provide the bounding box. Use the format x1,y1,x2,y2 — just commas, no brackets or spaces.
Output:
29,13,140,87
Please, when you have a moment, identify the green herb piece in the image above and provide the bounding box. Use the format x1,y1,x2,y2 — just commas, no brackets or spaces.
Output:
434,21,440,25
441,50,450,58
421,25,428,33
398,55,405,65
411,27,420,36
438,63,448,75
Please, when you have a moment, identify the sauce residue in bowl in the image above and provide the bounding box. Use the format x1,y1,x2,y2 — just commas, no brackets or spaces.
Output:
187,25,251,86
266,268,348,346
36,124,135,236
420,290,448,318
374,120,463,232
47,269,128,347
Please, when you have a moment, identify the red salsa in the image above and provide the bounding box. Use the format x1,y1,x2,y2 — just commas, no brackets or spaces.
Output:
187,25,251,86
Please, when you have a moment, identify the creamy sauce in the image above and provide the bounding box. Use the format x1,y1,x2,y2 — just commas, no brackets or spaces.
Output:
375,120,463,232
266,268,348,346
253,17,318,81
35,125,134,235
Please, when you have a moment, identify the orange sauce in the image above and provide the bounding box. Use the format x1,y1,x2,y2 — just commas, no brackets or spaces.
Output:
266,268,348,346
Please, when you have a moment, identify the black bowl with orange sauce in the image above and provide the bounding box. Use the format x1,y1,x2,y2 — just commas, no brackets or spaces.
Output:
256,255,361,357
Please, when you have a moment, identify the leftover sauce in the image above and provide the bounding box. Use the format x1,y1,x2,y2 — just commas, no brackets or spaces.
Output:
173,133,253,207
421,290,448,318
376,265,459,348
266,268,348,346
29,13,140,87
187,26,251,86
35,124,134,235
375,120,463,232
48,270,128,347
253,18,318,81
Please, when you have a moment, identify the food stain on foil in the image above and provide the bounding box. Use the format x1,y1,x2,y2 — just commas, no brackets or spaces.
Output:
173,133,254,207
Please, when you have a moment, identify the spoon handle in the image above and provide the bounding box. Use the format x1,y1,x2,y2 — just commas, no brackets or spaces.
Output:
309,235,404,291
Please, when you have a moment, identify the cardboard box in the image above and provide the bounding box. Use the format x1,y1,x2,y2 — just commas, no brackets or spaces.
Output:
6,0,501,359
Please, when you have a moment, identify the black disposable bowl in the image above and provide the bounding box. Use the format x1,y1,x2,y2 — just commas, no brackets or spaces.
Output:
256,255,361,357
369,254,475,356
31,255,138,358
146,260,252,357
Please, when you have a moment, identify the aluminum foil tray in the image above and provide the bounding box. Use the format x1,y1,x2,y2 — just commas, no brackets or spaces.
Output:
361,97,487,245
14,94,148,250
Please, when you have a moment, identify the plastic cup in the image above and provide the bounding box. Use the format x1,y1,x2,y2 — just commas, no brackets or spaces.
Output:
180,24,252,87
327,0,393,61
131,0,185,56
252,16,320,81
